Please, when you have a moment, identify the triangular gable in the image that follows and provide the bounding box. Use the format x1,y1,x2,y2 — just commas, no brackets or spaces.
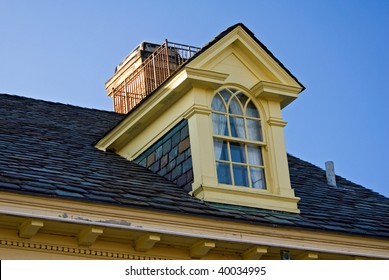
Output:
188,23,304,91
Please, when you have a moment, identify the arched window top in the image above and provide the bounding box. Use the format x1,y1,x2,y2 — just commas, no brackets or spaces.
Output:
211,88,263,142
212,88,261,117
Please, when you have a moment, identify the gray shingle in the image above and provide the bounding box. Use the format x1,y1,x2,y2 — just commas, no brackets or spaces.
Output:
0,93,388,239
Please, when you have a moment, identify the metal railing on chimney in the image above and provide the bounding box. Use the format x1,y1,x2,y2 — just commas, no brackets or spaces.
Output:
112,40,200,114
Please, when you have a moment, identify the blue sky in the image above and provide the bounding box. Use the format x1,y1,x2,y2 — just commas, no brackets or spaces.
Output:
1,0,388,197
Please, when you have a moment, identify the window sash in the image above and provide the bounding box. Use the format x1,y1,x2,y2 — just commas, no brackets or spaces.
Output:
212,88,266,190
214,138,266,189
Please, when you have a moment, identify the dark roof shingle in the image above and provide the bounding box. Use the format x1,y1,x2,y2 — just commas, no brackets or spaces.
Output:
1,93,388,239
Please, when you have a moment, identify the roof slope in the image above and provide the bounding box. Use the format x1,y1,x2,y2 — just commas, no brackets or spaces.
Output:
0,93,388,239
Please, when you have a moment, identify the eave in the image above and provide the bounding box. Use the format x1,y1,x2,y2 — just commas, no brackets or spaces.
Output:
1,192,388,259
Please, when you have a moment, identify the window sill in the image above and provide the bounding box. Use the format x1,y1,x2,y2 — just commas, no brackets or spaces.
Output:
192,184,300,213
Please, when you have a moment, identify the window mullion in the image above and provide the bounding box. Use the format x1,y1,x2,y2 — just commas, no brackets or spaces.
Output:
244,144,252,188
244,112,249,142
226,141,235,185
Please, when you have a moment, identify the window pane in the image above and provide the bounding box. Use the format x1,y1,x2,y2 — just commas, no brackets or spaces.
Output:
212,113,228,135
214,139,229,161
246,101,260,118
230,142,246,163
216,162,232,185
233,165,249,187
247,119,263,141
247,145,263,166
236,93,248,107
228,97,243,115
229,116,245,138
250,167,266,189
220,89,231,104
211,94,226,112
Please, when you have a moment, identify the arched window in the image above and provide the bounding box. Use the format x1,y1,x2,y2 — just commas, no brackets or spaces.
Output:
211,88,266,189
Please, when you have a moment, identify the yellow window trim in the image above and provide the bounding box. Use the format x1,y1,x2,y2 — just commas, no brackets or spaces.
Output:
211,87,267,190
187,85,299,213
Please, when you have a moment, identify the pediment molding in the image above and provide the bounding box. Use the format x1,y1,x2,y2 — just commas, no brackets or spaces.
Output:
187,25,304,93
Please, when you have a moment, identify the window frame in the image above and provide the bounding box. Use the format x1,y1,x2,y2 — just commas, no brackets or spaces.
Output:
211,87,268,190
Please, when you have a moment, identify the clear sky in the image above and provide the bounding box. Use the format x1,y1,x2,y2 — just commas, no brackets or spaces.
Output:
1,0,388,197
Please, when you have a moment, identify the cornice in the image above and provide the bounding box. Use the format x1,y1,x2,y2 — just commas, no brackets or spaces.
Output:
251,80,302,108
267,117,288,127
184,67,229,86
1,192,389,259
182,104,212,119
252,80,302,97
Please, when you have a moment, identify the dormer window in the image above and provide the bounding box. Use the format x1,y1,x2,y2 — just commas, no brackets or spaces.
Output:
98,24,302,213
211,88,266,189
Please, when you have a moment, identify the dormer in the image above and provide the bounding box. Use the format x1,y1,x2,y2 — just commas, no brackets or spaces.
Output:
96,23,304,213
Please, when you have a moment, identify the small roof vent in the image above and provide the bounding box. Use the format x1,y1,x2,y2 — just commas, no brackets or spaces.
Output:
325,161,337,187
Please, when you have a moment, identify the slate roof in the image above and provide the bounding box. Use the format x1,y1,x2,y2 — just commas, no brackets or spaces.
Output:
1,93,389,239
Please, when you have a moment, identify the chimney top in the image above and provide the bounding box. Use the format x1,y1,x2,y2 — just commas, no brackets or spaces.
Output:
105,40,200,114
